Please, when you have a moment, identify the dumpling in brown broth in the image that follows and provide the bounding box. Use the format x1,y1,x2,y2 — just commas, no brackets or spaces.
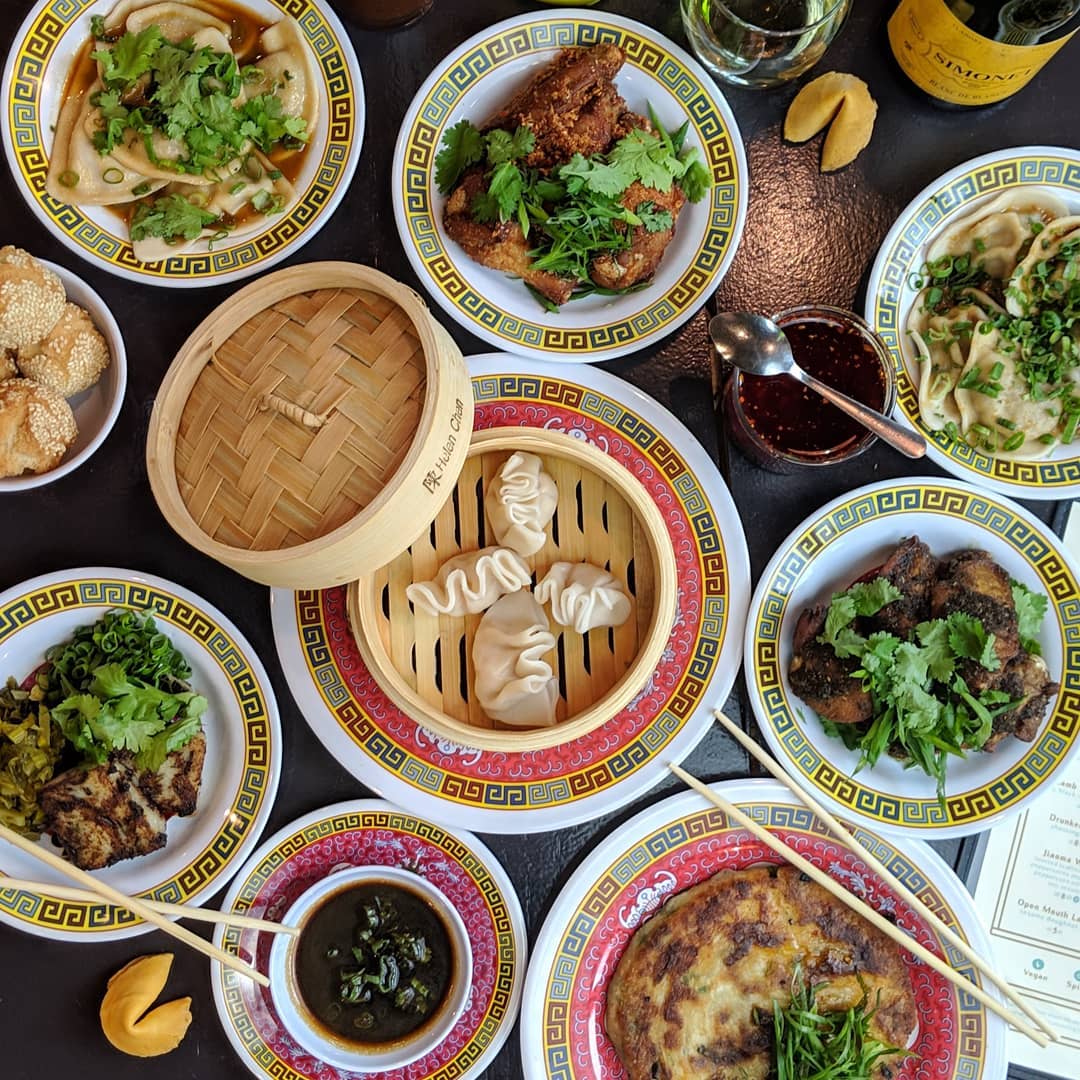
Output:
246,19,320,134
102,0,231,38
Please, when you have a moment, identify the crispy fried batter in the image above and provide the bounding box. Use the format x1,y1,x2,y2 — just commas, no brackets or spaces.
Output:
591,181,686,290
443,169,574,305
605,866,917,1080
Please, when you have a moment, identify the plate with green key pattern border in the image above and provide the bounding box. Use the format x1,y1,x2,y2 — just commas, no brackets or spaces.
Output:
0,567,281,939
744,477,1080,840
392,10,746,363
866,146,1080,499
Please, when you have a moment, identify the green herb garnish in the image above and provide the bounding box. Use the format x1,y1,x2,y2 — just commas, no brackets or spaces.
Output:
771,966,909,1080
814,576,1044,804
130,194,223,243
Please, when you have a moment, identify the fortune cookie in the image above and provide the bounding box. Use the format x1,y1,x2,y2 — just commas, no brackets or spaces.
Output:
99,953,192,1057
784,72,878,173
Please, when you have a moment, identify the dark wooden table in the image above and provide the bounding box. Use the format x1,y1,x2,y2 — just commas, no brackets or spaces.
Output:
1,1,1074,1078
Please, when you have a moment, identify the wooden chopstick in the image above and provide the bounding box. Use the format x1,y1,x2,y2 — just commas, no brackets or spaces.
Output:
667,762,1051,1049
0,823,269,987
711,709,1059,1041
0,877,298,937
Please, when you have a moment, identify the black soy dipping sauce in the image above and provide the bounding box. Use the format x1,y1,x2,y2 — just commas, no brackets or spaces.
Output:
738,318,887,455
294,881,453,1046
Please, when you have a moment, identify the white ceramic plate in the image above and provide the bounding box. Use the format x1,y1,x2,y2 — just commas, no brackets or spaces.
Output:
270,352,750,833
211,799,527,1080
0,259,126,493
392,10,747,363
744,477,1080,840
520,778,1006,1080
0,567,281,940
866,145,1080,500
1,0,364,287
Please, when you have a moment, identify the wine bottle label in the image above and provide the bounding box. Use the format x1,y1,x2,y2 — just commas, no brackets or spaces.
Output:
889,0,1076,104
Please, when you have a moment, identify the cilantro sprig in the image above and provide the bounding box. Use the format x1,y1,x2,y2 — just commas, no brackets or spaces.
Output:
87,27,309,178
434,106,712,308
814,574,1047,804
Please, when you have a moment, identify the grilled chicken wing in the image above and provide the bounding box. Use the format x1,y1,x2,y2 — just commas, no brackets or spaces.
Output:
866,536,936,638
40,733,206,871
788,604,872,725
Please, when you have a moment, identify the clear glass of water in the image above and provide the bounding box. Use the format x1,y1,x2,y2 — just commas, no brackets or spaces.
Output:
681,0,852,88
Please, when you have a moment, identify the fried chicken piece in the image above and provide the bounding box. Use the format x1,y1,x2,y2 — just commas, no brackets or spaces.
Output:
443,168,574,305
788,605,872,725
484,44,636,168
866,537,936,638
591,181,687,291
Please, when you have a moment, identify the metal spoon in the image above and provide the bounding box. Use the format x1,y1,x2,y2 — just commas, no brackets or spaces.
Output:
709,312,927,459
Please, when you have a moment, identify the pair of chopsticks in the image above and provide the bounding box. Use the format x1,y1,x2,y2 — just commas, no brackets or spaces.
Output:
0,822,294,987
666,711,1057,1049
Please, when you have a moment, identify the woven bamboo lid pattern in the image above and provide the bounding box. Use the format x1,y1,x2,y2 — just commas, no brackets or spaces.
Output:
148,263,472,588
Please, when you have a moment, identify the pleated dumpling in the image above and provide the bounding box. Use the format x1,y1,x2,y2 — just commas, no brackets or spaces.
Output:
472,592,558,727
1007,215,1080,317
926,187,1069,280
907,298,987,431
406,547,531,617
485,451,558,557
246,18,320,134
535,562,631,633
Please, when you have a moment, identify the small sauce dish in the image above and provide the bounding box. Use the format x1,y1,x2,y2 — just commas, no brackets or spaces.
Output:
722,304,896,473
269,865,472,1072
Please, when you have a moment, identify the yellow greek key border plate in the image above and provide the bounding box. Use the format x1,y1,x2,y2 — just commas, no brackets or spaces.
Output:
1,0,364,286
0,568,281,940
211,800,526,1080
866,146,1080,499
745,478,1080,839
391,11,746,363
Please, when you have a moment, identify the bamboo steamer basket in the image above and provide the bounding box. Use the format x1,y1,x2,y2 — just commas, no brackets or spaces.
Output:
347,427,679,753
146,263,472,588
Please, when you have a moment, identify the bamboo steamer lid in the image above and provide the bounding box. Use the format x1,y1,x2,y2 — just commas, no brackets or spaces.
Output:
146,263,473,588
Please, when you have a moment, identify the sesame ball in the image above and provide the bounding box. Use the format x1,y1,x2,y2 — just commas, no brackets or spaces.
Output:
0,248,66,350
0,377,78,477
17,302,110,397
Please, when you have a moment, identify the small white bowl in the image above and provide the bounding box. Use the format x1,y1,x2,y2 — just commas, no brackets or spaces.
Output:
0,258,127,492
269,865,472,1073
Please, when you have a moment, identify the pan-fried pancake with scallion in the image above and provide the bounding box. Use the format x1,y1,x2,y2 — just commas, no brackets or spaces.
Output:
604,865,918,1080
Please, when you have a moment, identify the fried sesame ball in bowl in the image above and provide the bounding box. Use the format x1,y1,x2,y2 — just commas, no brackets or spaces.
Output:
0,255,126,492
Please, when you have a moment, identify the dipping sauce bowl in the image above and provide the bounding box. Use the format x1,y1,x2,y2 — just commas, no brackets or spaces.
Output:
269,865,472,1072
722,304,896,473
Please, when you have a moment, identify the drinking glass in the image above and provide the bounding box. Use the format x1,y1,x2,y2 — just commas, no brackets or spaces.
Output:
681,0,851,88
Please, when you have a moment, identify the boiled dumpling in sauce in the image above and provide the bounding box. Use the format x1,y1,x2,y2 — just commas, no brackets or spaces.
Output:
129,150,297,263
94,26,242,183
103,0,231,38
246,18,320,134
927,187,1069,280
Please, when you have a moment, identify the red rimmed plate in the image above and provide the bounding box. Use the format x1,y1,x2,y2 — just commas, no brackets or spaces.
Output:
270,354,750,832
519,778,1006,1080
210,800,526,1080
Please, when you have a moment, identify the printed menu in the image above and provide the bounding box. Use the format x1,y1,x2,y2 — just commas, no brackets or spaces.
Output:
971,760,1080,1077
970,501,1080,1078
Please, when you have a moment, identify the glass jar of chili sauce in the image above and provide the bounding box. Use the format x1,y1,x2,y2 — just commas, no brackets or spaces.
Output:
722,305,896,473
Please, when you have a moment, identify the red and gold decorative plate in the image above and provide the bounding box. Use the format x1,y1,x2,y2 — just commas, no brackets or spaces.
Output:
270,354,750,832
519,778,1006,1080
210,800,525,1080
